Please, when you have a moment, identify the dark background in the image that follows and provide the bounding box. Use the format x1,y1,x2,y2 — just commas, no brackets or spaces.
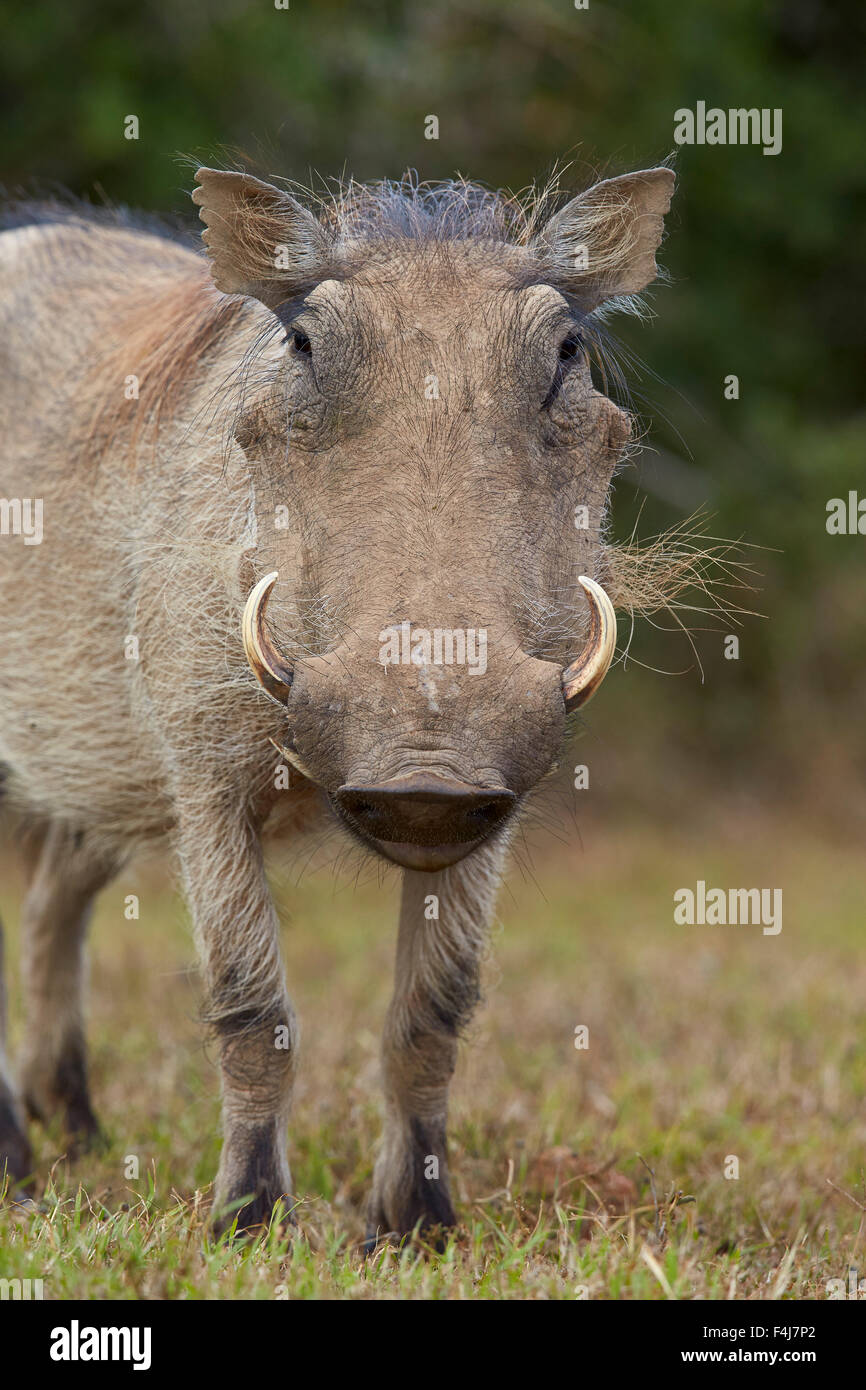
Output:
2,0,864,827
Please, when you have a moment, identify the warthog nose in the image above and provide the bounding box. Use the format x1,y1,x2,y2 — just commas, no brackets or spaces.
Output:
335,771,516,847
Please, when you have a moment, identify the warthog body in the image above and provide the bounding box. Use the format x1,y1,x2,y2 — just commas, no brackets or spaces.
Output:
0,165,673,1237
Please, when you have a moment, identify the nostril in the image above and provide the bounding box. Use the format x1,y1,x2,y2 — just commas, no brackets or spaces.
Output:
343,796,386,826
336,774,517,846
467,799,506,827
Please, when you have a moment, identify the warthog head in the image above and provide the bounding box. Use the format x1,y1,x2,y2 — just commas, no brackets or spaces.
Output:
194,165,674,869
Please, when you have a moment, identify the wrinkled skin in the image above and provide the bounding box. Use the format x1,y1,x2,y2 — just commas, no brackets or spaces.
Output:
242,261,631,868
0,166,673,1240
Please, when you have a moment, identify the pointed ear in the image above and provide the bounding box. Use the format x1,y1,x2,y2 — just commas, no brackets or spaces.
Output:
531,167,675,309
192,168,332,311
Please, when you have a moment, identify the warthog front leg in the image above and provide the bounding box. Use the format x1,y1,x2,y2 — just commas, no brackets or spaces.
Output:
367,838,506,1247
177,805,297,1237
19,822,117,1143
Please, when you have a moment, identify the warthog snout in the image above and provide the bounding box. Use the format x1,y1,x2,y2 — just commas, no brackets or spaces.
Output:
334,771,517,869
242,569,619,869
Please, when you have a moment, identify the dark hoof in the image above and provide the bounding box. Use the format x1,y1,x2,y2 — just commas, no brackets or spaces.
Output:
211,1191,296,1242
22,1045,98,1141
362,1227,391,1257
65,1104,105,1156
7,1191,37,1213
363,1211,455,1256
0,1097,35,1191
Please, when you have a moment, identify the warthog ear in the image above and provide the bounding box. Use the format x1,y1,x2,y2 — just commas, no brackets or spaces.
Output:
192,167,332,311
531,167,675,309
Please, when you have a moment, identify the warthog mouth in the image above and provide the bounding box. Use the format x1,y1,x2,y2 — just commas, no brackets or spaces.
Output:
359,838,491,872
330,771,518,871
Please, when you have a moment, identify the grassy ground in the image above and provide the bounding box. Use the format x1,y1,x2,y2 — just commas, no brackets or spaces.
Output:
1,810,864,1299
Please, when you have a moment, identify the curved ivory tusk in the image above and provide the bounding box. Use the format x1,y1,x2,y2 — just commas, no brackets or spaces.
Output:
268,737,315,782
562,575,617,712
242,570,294,703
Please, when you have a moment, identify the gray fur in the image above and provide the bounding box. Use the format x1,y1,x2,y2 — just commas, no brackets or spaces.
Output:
0,167,674,1235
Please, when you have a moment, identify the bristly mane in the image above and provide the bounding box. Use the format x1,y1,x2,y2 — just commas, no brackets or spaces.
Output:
3,174,648,454
314,171,549,246
0,178,555,457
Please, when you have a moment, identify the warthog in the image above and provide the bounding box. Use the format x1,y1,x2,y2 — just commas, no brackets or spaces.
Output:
0,163,674,1239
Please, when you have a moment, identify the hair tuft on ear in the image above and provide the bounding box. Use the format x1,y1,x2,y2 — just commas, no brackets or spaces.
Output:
531,167,675,310
192,167,332,311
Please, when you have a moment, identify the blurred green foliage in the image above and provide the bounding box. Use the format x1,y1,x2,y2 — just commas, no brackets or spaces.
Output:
1,0,864,807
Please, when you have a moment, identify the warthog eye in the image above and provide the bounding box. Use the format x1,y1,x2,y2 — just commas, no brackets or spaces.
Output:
559,332,583,362
542,332,585,410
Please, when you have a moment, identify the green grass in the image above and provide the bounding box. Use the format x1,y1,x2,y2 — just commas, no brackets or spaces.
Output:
1,812,864,1299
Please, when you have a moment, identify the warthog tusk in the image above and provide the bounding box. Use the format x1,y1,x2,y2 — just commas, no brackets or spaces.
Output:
268,737,314,782
242,570,294,704
562,576,617,712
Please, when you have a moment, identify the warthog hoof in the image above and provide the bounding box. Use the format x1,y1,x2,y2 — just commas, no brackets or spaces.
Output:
364,1189,458,1255
211,1190,297,1242
22,1067,102,1150
0,1095,34,1192
210,1119,296,1240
